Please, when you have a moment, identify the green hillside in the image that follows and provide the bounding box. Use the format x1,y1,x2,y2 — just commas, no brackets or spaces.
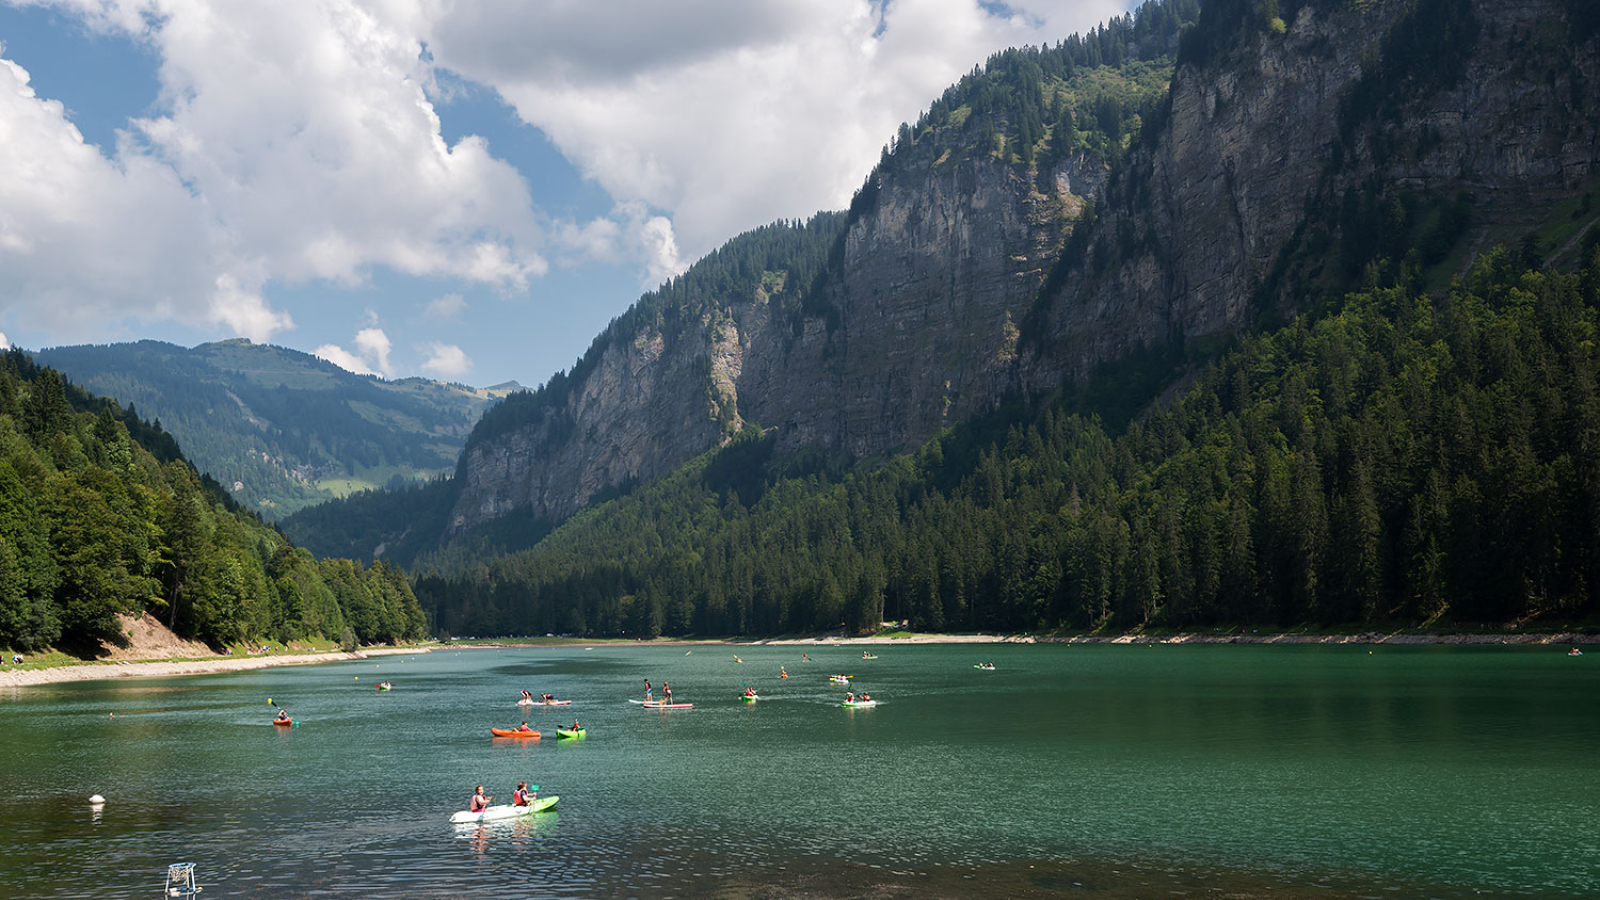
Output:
414,251,1600,637
37,339,516,519
0,349,427,654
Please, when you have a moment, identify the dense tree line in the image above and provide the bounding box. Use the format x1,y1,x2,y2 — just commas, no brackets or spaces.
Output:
416,253,1600,636
0,349,426,652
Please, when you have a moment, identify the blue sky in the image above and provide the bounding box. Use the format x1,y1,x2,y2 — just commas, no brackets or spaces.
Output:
0,0,1131,388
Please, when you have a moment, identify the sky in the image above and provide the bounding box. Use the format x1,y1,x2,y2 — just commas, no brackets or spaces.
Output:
0,0,1134,388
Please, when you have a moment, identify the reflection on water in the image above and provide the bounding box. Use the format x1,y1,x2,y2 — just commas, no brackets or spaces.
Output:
0,643,1595,898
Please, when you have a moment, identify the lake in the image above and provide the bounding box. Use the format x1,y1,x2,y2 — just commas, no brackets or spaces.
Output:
1,642,1595,899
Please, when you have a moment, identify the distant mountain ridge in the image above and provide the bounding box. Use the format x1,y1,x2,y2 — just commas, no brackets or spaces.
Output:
38,339,518,519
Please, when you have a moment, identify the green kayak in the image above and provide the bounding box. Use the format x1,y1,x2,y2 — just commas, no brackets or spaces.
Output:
556,728,586,739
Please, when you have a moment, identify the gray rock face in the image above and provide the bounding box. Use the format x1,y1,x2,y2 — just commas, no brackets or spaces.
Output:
1025,0,1600,385
453,0,1599,534
451,129,1093,532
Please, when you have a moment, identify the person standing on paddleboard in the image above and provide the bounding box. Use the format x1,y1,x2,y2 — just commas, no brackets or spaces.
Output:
644,679,652,701
664,682,672,705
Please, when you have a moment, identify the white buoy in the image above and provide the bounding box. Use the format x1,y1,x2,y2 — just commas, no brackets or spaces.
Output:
89,795,105,805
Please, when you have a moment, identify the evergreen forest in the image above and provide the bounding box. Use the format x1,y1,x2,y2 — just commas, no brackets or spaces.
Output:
414,251,1600,637
0,349,427,653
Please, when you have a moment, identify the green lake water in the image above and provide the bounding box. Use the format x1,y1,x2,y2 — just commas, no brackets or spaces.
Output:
0,643,1595,899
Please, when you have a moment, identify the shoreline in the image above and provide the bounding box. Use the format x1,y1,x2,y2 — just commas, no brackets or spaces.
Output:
6,627,1586,689
460,629,1589,649
0,646,424,691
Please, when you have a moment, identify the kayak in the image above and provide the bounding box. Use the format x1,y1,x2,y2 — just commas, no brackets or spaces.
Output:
534,699,572,706
376,682,393,690
975,665,996,670
555,728,586,739
490,728,541,738
842,700,878,708
449,795,558,824
861,654,877,659
642,701,693,709
272,718,295,727
829,676,852,684
741,694,758,702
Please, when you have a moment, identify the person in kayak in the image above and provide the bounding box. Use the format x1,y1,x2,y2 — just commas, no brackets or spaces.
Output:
512,782,532,806
861,692,871,702
845,691,855,702
275,708,290,723
780,666,788,678
470,785,492,812
570,720,581,732
516,721,533,733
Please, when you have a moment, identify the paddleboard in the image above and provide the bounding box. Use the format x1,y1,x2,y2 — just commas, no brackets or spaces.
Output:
449,795,558,824
642,701,693,709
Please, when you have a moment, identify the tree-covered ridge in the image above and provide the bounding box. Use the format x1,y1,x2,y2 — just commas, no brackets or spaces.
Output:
415,253,1600,638
38,339,508,519
0,349,426,653
889,0,1199,171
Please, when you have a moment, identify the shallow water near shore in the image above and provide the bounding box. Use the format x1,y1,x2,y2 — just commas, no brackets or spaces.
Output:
1,643,1595,898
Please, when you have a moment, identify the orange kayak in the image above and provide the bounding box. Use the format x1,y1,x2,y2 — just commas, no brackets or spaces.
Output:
491,728,540,738
273,719,294,727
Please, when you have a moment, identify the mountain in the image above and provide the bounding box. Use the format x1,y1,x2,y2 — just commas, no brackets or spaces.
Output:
412,256,1600,637
0,348,426,653
291,0,1600,631
284,0,1201,563
1023,0,1600,387
37,339,519,519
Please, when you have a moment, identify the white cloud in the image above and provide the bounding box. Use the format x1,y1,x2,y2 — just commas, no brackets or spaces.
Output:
0,0,545,345
0,331,9,350
423,292,466,320
313,343,379,376
314,325,392,376
353,327,393,374
420,342,471,379
426,0,1131,257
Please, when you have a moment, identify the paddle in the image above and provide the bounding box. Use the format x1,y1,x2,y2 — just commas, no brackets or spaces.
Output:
269,698,298,728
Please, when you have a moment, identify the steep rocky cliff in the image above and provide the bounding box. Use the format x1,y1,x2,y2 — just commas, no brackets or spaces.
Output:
444,30,1168,534
1024,0,1600,383
301,0,1600,558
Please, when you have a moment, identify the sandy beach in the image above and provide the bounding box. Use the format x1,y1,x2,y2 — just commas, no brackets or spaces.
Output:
0,646,424,691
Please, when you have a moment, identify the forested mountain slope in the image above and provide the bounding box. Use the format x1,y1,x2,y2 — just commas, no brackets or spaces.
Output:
416,254,1600,637
0,349,426,654
38,339,516,519
1025,0,1600,383
285,0,1202,563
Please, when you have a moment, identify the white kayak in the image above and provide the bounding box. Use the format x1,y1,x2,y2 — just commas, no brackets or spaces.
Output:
449,795,558,824
842,700,878,708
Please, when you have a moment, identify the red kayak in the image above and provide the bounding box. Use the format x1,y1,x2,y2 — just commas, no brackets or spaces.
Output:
491,728,541,738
